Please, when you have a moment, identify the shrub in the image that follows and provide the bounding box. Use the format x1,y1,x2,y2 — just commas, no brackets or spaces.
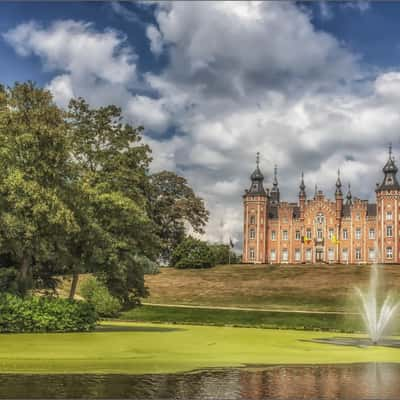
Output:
80,276,121,317
134,255,160,275
0,294,97,333
209,244,239,265
171,237,215,269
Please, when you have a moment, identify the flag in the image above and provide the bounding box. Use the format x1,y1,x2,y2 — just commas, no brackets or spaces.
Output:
229,237,234,248
332,234,340,244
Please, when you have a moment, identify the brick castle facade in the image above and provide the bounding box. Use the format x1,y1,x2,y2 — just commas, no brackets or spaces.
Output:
243,147,400,264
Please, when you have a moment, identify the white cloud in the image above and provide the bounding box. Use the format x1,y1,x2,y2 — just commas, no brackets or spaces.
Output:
4,3,399,252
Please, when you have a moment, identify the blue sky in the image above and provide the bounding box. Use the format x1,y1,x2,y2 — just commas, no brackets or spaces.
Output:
1,1,400,245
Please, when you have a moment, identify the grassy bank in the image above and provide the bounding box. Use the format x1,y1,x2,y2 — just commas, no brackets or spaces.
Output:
0,322,400,374
120,305,368,332
143,264,400,312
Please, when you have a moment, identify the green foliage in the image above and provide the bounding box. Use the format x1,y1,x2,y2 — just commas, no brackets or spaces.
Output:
147,171,209,264
171,237,215,269
0,294,97,333
209,244,239,265
134,255,160,275
80,277,121,317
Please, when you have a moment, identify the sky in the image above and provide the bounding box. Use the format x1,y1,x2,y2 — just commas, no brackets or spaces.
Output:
1,1,400,249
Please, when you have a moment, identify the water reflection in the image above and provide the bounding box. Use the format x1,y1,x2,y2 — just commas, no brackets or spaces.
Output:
0,363,399,399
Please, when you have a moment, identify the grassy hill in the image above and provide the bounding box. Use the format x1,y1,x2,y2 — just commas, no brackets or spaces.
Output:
143,264,400,312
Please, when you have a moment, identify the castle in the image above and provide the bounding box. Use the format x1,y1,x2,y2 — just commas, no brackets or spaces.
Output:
242,146,400,264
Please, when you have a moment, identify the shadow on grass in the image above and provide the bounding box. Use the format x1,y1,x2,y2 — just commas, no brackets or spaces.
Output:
96,324,185,333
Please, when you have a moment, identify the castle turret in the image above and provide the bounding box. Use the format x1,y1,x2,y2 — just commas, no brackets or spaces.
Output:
346,183,353,205
335,169,343,222
376,144,400,263
270,164,280,205
243,153,268,264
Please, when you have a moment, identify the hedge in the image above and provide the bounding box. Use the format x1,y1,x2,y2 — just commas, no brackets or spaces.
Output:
0,294,98,333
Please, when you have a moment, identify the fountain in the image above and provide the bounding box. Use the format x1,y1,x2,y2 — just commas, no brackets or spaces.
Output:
355,261,400,345
309,252,400,348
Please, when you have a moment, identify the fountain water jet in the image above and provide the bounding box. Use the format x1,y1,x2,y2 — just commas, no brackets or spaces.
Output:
355,261,400,345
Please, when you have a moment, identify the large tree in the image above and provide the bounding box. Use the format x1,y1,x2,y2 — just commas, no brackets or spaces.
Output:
0,82,78,294
147,171,209,264
66,98,159,302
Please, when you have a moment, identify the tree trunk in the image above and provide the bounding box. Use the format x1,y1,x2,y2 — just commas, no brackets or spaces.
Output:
69,272,79,300
17,255,31,296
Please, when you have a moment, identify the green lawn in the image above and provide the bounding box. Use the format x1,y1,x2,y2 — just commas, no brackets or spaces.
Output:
120,305,367,332
0,322,400,374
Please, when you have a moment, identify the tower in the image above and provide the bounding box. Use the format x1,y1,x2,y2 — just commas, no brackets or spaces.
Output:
335,169,343,222
376,144,400,263
243,153,268,264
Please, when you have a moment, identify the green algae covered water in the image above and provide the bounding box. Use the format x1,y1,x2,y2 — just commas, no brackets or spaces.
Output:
0,363,399,399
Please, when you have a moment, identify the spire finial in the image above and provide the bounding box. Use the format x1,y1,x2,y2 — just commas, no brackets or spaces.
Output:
273,164,278,187
315,183,318,197
256,152,260,167
389,143,393,159
337,168,340,178
299,170,306,196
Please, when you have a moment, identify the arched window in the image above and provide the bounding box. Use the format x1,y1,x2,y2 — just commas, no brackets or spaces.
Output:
316,213,324,224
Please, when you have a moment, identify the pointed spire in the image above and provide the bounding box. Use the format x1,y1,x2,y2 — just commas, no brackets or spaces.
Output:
335,168,342,196
273,164,278,187
247,152,266,196
314,184,318,198
299,171,306,198
378,144,400,191
346,183,352,205
270,163,280,204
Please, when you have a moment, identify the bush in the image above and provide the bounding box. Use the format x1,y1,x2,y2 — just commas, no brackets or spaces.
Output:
134,255,160,275
0,294,97,333
171,237,215,269
80,276,121,317
209,244,239,265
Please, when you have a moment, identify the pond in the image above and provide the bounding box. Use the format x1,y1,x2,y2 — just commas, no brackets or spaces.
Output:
0,363,399,399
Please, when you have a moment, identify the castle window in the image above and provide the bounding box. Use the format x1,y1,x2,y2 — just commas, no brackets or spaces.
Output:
306,248,312,261
295,230,301,240
369,228,375,239
270,249,276,261
386,225,393,237
356,213,361,221
316,213,324,224
328,228,334,240
295,249,301,261
306,229,312,240
356,248,361,260
386,247,393,259
342,248,348,261
249,228,256,239
282,230,288,240
368,248,375,260
386,211,393,220
317,229,323,240
250,215,256,224
271,230,276,240
249,248,255,260
343,229,348,240
328,248,334,261
355,228,361,240
282,249,288,261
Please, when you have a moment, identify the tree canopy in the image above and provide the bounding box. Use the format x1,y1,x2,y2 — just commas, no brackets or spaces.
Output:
0,82,209,303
